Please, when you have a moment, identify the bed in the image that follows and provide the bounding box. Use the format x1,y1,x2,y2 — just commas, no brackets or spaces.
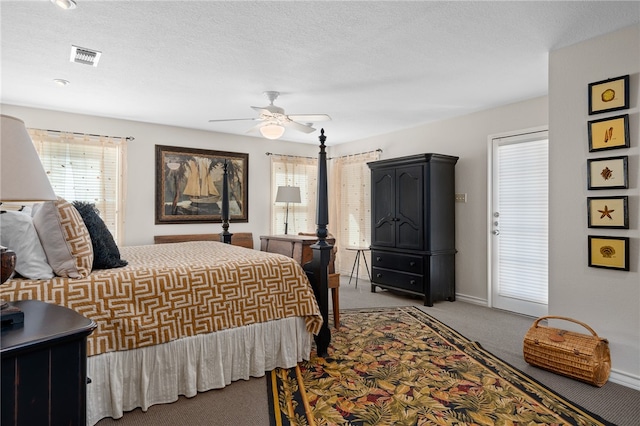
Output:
1,240,322,424
0,131,333,425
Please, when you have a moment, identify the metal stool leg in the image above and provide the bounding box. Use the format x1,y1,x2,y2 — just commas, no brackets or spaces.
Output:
354,251,360,288
348,251,358,286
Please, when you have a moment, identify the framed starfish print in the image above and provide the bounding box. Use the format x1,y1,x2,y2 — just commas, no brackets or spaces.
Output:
587,196,628,229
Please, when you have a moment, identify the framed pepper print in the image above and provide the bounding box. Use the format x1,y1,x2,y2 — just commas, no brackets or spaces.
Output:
588,114,629,152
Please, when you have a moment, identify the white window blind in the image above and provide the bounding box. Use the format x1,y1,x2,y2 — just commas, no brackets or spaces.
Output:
329,150,379,273
28,129,128,244
270,155,317,235
497,137,548,304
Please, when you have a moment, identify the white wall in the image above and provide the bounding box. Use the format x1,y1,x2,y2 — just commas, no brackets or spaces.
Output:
0,105,319,248
4,98,547,299
549,24,639,388
330,96,548,304
4,98,548,305
4,24,638,387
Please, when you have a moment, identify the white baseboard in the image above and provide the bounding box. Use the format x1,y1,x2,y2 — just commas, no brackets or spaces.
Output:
454,293,639,390
609,369,640,390
454,293,488,306
454,294,640,391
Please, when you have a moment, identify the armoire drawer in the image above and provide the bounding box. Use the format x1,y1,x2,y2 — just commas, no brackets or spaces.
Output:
372,267,423,292
371,251,423,274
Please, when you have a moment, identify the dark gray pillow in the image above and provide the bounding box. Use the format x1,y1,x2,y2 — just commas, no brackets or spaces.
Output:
72,201,127,270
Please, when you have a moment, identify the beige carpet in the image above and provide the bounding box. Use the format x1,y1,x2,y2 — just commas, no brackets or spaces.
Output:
97,277,640,425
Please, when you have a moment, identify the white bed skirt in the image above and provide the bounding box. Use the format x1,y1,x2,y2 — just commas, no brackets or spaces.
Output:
86,317,312,425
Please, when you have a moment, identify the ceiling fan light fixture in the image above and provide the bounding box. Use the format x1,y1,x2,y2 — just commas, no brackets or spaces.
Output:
208,91,329,137
260,123,285,140
53,78,70,87
51,0,77,10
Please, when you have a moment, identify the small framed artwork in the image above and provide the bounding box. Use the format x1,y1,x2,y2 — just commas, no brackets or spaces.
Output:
588,114,630,152
588,236,629,271
155,145,249,224
587,196,628,229
588,75,629,115
587,155,628,190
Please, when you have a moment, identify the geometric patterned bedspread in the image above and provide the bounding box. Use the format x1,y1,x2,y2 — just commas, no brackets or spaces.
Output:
0,241,322,357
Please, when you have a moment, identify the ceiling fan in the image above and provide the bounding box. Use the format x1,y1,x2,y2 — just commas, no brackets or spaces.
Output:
208,91,331,139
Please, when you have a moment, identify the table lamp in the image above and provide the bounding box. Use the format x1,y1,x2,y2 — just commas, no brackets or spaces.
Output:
1,115,57,325
275,185,301,234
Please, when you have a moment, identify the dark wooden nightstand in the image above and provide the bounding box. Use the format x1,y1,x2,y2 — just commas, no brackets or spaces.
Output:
1,300,97,426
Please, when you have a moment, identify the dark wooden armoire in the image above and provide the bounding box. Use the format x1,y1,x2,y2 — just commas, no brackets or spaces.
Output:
368,153,458,306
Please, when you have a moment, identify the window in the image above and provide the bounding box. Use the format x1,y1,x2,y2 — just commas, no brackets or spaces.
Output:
269,150,380,276
329,151,379,273
270,155,317,235
28,129,128,244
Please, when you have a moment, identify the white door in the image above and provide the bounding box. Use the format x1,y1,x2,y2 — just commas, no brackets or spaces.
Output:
489,129,548,317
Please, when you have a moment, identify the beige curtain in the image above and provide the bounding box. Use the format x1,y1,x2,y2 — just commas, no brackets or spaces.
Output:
270,155,317,235
329,150,380,275
28,129,128,244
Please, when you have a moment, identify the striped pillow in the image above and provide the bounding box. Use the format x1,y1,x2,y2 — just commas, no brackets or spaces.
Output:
32,197,94,278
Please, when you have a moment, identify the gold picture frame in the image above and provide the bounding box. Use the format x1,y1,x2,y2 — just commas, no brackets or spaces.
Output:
588,75,629,115
588,236,629,271
155,145,248,224
587,155,628,190
588,114,630,152
587,196,628,229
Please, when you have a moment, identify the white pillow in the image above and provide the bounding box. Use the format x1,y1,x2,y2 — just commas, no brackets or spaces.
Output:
0,210,54,279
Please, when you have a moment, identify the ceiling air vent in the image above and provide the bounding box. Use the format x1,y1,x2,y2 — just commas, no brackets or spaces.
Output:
70,45,102,67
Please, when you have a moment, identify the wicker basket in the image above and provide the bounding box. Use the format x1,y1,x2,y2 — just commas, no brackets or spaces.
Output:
523,316,610,387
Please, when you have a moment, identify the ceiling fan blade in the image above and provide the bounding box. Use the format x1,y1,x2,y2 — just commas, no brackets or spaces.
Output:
245,123,263,135
208,118,260,123
287,114,331,122
252,105,284,115
284,120,315,133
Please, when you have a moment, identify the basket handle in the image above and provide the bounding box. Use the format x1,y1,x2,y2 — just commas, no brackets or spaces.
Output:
532,315,600,338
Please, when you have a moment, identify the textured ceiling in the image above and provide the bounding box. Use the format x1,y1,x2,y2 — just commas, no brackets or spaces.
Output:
1,1,639,145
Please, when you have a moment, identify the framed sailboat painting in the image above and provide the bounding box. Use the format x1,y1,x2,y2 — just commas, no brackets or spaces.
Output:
155,145,248,224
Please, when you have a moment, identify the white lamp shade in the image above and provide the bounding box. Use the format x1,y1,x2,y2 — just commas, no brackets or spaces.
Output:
260,124,285,140
275,186,301,203
1,115,56,202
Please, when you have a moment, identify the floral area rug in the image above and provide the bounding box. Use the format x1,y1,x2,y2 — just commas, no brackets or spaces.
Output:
267,306,613,426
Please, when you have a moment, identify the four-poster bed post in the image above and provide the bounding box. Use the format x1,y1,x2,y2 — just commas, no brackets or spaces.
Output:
303,129,332,356
220,160,233,244
217,131,332,354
